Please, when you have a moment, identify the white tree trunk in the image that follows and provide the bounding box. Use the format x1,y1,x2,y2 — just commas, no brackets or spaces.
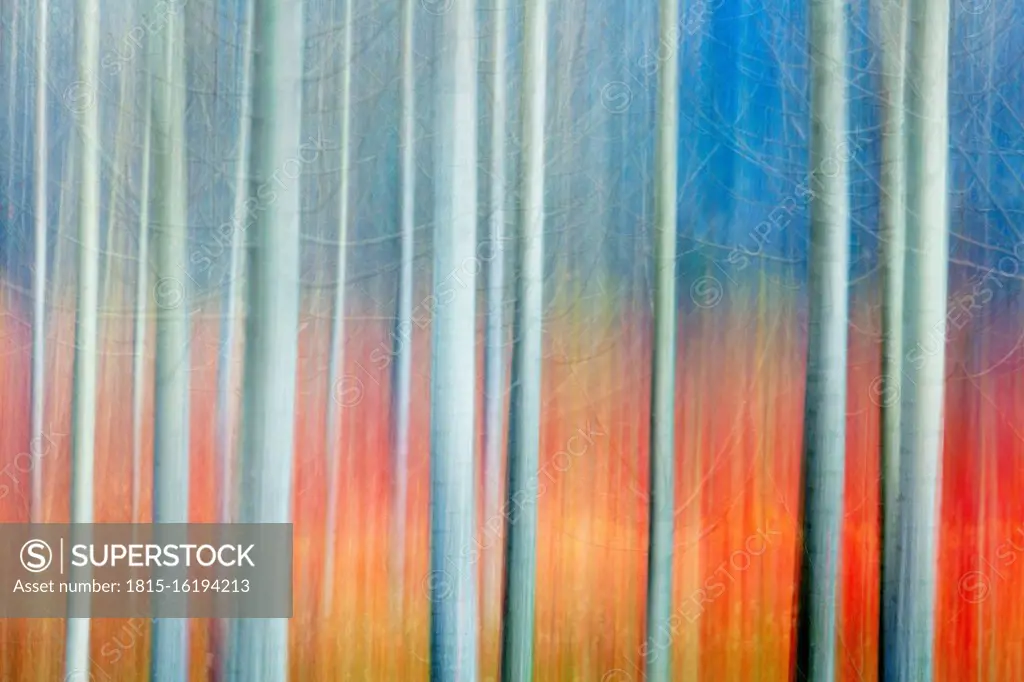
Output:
218,0,254,532
644,0,680,678
30,0,49,525
794,0,850,677
131,69,153,526
228,0,305,678
63,0,101,675
875,0,907,677
429,0,479,679
895,0,950,677
499,0,546,677
150,0,192,677
389,0,416,618
214,5,252,680
321,0,354,617
5,0,19,217
482,0,509,632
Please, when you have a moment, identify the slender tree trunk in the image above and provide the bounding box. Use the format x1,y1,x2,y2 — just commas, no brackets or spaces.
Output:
895,0,950,676
218,0,253,533
5,0,19,224
389,0,416,619
228,0,305,677
132,69,153,526
429,0,479,679
101,53,132,329
214,4,252,680
876,0,907,678
643,0,680,678
498,0,546,677
150,0,192,677
482,0,509,633
793,0,850,677
30,0,49,525
321,0,354,617
63,0,101,674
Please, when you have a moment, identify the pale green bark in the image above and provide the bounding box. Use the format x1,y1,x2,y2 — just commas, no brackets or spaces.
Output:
218,0,254,531
215,6,252,680
794,0,850,677
150,0,191,677
30,0,49,525
5,0,19,217
64,0,101,675
228,0,305,678
876,0,907,678
389,0,416,617
131,69,152,526
895,0,950,677
499,0,547,678
483,0,509,630
644,0,680,678
321,0,354,617
429,1,479,679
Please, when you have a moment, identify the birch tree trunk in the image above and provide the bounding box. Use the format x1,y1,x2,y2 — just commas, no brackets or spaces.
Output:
30,0,49,525
429,0,479,679
63,0,101,675
483,0,509,632
5,0,19,221
217,0,253,531
499,0,546,677
214,4,252,679
150,0,192,677
228,0,305,677
321,0,354,617
389,0,416,618
644,0,680,678
131,69,153,526
793,0,850,677
875,0,907,678
895,0,950,676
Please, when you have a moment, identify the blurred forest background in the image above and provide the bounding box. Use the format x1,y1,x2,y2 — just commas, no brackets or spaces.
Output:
0,0,1022,679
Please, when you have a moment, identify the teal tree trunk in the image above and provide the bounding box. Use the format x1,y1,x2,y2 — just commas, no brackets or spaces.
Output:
794,0,850,676
428,0,479,679
499,0,547,678
895,0,950,677
228,0,305,678
643,0,680,677
875,0,907,677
